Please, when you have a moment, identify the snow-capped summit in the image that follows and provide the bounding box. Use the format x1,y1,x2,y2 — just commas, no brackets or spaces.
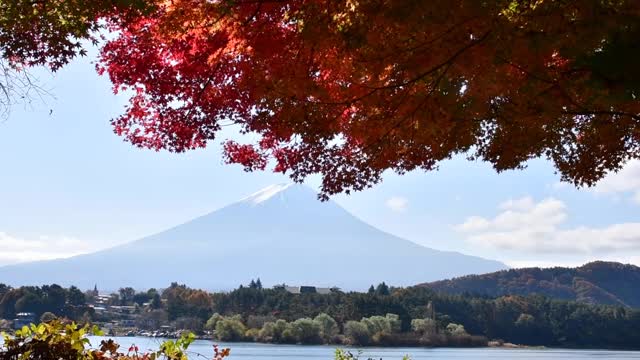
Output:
0,184,507,290
241,183,294,205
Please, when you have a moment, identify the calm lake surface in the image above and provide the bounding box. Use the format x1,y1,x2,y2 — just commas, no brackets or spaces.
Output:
88,336,640,359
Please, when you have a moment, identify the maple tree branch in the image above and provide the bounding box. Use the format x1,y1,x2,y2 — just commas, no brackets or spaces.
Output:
352,62,456,167
241,1,263,26
363,30,492,92
359,16,481,64
355,30,492,152
494,55,555,85
234,0,291,3
183,62,224,125
495,56,597,119
285,23,493,108
562,110,640,122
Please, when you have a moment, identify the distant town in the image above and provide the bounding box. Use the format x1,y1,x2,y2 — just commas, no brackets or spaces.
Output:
2,282,344,339
85,283,342,338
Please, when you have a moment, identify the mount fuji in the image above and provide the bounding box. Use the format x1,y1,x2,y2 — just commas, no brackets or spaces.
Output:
0,184,506,290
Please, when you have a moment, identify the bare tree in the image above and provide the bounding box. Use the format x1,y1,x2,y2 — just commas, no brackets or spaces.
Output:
0,60,51,121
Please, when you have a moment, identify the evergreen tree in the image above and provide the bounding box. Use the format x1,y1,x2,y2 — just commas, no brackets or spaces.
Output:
375,282,390,296
150,293,162,309
67,286,86,306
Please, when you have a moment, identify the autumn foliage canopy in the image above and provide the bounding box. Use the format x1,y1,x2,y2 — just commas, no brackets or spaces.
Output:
4,0,640,196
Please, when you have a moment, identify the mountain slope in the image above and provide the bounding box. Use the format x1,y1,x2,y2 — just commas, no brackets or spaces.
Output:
0,184,506,290
420,261,640,307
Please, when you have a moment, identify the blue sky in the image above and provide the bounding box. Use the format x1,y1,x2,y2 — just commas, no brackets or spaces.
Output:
1,52,639,269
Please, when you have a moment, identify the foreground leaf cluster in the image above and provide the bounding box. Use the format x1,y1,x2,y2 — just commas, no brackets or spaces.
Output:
0,320,229,360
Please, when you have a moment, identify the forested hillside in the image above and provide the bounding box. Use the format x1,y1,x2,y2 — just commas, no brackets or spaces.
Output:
2,281,639,349
421,262,640,307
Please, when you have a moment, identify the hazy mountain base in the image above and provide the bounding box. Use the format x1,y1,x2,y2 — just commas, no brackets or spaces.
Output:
0,184,505,290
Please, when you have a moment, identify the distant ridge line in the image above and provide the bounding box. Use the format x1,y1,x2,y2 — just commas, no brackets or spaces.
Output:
419,261,640,307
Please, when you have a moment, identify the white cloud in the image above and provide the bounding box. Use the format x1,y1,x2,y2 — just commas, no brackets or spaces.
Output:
0,232,93,266
456,197,640,254
456,216,490,232
499,196,536,211
386,196,409,212
593,159,640,204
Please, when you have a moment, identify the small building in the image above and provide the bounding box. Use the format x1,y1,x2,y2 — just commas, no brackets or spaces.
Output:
110,305,136,314
299,286,317,294
89,305,107,314
95,294,113,305
315,287,334,295
13,312,36,329
280,285,338,295
282,286,302,294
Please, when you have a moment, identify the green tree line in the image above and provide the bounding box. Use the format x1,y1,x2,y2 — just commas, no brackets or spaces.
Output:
2,281,639,349
205,312,481,347
0,284,89,321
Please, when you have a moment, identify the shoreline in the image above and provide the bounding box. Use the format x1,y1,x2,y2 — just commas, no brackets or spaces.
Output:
92,333,640,351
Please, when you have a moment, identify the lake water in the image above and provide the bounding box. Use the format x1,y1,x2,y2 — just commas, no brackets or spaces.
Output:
88,336,640,359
